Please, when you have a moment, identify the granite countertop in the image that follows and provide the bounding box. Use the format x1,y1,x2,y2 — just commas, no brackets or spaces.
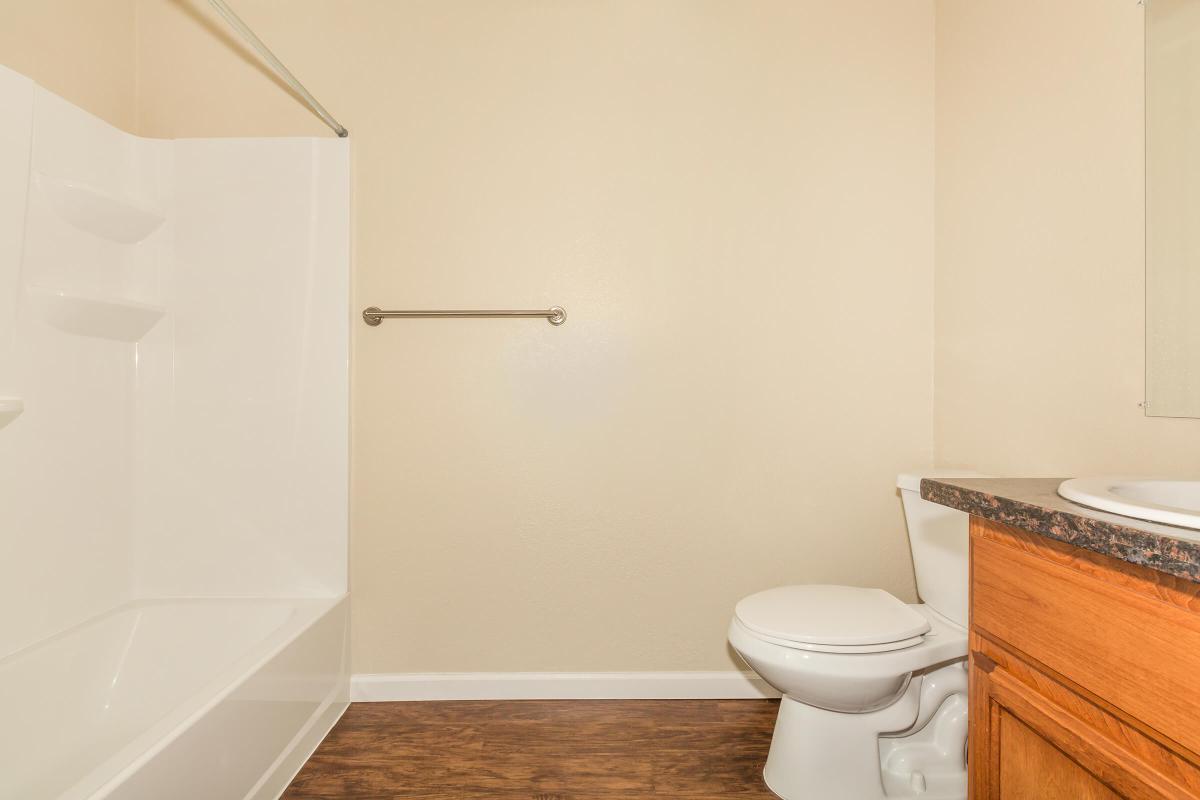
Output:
921,477,1200,583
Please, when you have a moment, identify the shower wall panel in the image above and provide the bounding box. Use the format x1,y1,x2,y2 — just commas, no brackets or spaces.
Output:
0,63,349,659
133,138,349,598
0,67,155,658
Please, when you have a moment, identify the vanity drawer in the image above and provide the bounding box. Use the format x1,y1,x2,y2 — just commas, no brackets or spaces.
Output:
971,518,1200,758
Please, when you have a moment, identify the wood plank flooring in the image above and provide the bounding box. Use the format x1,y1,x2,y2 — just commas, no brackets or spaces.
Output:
283,699,781,799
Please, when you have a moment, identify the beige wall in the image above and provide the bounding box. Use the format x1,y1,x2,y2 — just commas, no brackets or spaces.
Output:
934,0,1200,476
0,1,137,130
132,0,936,672
9,0,1194,675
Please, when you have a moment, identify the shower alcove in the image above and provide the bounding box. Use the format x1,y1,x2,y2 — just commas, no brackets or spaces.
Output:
0,63,350,800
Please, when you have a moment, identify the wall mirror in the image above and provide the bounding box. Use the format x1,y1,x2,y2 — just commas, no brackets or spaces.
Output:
1147,0,1200,417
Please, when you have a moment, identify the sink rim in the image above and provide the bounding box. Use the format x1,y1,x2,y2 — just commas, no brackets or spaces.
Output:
1058,477,1200,531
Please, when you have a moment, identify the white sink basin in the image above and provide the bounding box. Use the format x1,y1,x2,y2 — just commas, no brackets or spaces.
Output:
1058,478,1200,530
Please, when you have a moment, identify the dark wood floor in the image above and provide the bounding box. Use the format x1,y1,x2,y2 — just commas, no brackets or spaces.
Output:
283,700,781,799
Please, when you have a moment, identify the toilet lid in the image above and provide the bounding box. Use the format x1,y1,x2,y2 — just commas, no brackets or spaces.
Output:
734,585,930,647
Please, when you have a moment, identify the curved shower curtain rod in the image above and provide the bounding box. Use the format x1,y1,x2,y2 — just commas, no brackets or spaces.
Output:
206,0,348,138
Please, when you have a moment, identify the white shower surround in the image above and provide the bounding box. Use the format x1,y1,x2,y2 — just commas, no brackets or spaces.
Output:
0,64,349,799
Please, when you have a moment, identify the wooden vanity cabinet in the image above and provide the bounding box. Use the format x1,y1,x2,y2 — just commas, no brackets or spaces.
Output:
968,518,1200,799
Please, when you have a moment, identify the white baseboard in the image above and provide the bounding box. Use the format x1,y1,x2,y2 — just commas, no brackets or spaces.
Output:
351,671,781,702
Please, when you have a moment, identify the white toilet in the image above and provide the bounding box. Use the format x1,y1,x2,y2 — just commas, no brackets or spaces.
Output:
729,473,977,800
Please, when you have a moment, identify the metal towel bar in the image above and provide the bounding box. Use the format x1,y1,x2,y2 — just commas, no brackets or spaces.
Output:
362,306,566,326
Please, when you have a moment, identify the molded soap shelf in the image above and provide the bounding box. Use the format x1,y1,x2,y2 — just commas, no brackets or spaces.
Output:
0,397,22,430
35,172,166,244
28,285,165,342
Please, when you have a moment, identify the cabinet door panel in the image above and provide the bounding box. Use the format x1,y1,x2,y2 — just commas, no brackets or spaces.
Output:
970,639,1200,800
998,712,1120,800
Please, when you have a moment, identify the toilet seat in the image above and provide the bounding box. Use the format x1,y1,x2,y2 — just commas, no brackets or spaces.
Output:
744,627,926,654
734,585,931,653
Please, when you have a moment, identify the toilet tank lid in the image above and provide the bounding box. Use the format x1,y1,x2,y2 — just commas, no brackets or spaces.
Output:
896,470,987,493
734,585,930,647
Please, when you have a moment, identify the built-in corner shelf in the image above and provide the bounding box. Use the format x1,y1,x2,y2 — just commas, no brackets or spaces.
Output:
34,172,166,244
0,397,23,430
28,285,165,342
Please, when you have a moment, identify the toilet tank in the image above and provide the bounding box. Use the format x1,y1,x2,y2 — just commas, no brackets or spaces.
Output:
896,472,982,629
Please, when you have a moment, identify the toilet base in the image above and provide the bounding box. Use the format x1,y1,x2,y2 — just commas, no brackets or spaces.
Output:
762,666,966,800
764,690,919,800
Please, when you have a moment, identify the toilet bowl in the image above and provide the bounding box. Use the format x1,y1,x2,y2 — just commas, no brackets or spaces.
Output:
729,472,980,800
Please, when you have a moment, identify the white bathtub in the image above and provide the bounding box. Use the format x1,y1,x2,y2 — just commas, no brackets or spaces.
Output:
0,596,349,800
